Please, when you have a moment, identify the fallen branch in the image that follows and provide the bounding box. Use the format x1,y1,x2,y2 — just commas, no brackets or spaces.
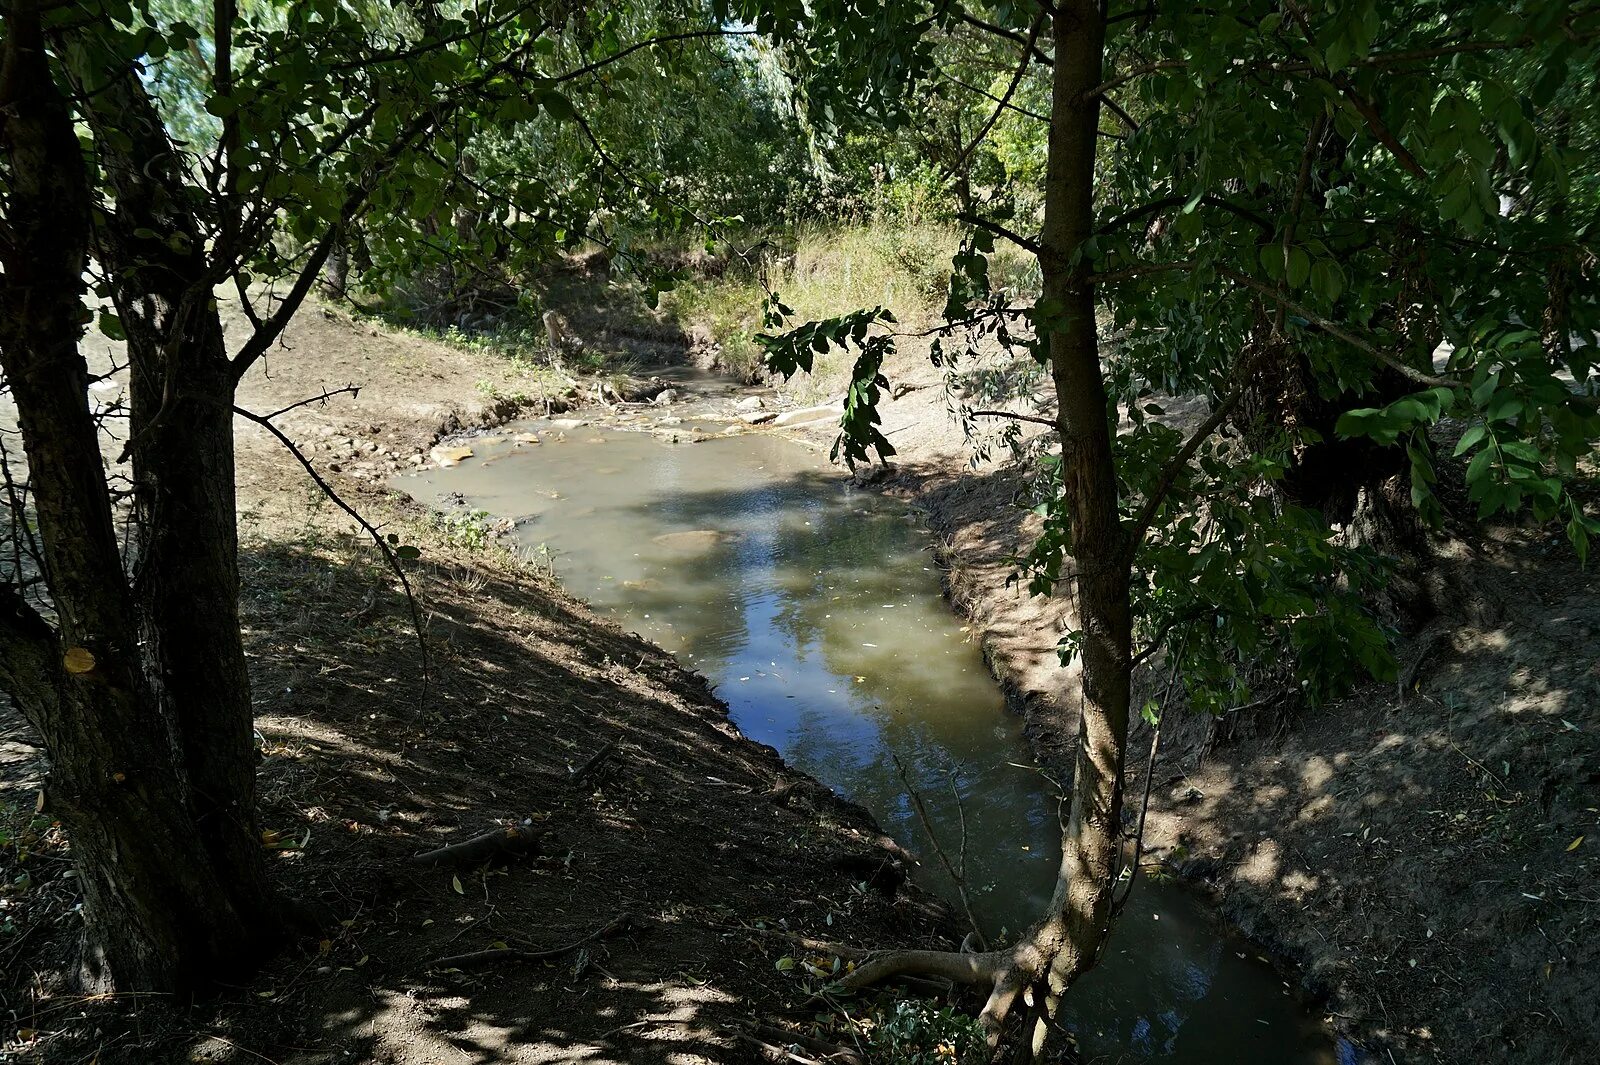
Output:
411,823,543,867
425,913,631,970
738,1024,865,1065
568,739,617,786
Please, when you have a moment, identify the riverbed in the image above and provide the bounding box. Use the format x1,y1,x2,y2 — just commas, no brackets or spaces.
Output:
398,417,1348,1064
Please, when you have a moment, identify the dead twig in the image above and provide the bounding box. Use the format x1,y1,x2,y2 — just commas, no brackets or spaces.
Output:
568,739,617,786
425,913,632,970
891,753,989,952
232,402,431,709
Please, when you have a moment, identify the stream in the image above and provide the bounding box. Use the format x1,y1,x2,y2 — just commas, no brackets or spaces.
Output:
398,413,1353,1064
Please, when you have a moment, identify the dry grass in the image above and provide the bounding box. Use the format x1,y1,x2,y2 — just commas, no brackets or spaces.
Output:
663,224,1037,396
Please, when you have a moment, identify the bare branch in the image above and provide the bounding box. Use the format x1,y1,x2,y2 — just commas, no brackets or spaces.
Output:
550,28,757,85
970,409,1058,429
231,404,431,707
957,10,1054,67
260,384,360,422
954,10,1046,173
955,211,1043,256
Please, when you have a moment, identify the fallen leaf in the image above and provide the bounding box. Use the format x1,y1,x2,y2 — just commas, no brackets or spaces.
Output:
1567,835,1585,852
451,874,464,895
63,647,96,674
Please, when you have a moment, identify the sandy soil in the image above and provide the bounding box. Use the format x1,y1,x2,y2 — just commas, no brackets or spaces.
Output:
0,301,956,1064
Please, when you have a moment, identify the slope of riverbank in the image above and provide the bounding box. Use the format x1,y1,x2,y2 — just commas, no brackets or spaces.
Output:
780,329,1600,1065
0,298,955,1064
367,251,1597,1064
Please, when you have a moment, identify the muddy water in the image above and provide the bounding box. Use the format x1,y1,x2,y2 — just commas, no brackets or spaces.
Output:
399,420,1347,1064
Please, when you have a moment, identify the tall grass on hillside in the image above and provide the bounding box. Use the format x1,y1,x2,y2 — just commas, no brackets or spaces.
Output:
664,225,1037,389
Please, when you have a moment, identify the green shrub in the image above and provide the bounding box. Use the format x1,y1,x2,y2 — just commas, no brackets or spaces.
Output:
867,999,988,1065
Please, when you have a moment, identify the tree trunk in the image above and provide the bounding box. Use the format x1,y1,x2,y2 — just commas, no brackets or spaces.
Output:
1033,0,1129,1012
66,33,281,942
842,7,1132,1055
0,2,273,992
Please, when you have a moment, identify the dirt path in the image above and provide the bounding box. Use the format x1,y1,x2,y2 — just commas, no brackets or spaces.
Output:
1,300,955,1064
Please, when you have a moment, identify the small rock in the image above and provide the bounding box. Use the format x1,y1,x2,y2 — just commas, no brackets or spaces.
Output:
735,395,766,412
429,444,474,468
774,403,842,426
653,388,679,406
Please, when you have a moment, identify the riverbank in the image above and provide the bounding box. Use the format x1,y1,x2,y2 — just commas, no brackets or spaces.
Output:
374,247,1598,1063
0,299,957,1063
770,323,1600,1064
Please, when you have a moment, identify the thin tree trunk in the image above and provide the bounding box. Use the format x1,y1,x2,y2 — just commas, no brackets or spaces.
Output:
1034,0,1129,1009
843,8,1132,1055
0,1,268,991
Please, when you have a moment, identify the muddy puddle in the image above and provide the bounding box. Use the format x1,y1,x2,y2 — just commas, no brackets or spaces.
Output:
398,418,1357,1063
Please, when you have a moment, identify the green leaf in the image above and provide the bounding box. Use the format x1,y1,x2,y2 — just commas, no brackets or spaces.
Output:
537,90,577,123
1453,425,1487,456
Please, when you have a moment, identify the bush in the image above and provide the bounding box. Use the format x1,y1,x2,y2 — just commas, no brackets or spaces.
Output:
867,999,989,1065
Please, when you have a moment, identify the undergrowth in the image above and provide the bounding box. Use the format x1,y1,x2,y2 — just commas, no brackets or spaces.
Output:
663,224,1037,392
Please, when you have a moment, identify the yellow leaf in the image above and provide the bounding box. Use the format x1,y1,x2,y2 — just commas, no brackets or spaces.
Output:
451,874,464,894
17,1028,36,1041
317,939,332,955
1567,835,1585,852
63,647,96,674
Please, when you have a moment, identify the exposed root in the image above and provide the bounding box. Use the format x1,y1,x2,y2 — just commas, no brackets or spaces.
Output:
839,942,1051,1049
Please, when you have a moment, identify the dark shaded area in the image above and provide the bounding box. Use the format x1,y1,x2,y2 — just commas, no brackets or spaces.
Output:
1,527,951,1063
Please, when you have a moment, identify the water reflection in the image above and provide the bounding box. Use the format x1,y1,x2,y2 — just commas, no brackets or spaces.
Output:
398,422,1343,1064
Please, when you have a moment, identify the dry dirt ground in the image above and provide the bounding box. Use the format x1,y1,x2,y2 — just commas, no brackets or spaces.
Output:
0,299,955,1064
809,341,1600,1065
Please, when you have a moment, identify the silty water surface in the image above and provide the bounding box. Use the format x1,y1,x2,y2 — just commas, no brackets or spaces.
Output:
398,419,1350,1064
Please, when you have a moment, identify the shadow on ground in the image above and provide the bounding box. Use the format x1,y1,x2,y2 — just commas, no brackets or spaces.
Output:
1,523,952,1064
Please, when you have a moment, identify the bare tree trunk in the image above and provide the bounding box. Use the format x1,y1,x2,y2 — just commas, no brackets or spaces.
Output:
0,1,272,991
1033,0,1128,1015
841,6,1132,1054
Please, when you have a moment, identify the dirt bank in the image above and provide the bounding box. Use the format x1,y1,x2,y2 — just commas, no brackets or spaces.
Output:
0,299,955,1064
780,340,1600,1064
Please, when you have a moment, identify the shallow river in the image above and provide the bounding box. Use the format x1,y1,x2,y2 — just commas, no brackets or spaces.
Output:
400,419,1352,1064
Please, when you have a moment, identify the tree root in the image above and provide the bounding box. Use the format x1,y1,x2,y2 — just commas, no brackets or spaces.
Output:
837,937,1062,1053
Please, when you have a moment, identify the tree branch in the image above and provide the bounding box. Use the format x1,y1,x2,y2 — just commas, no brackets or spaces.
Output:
231,404,431,708
957,11,1054,67
1215,269,1460,388
970,409,1058,428
260,384,360,422
954,9,1046,173
550,28,756,85
1123,390,1240,556
955,211,1043,256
